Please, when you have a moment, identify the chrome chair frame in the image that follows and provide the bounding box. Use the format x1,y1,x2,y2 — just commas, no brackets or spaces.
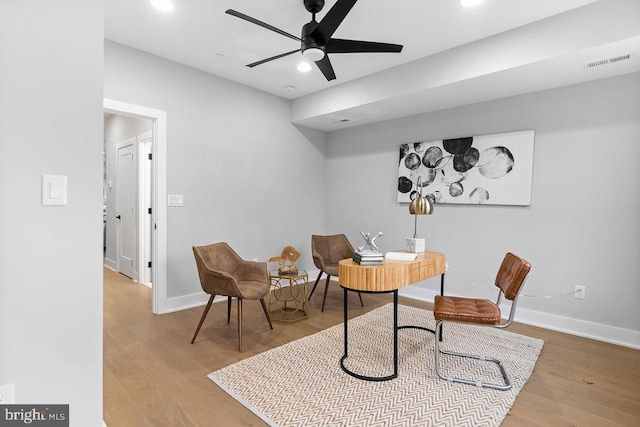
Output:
433,253,531,390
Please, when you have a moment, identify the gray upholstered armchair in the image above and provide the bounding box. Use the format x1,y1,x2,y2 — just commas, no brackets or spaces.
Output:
309,234,363,312
191,242,273,351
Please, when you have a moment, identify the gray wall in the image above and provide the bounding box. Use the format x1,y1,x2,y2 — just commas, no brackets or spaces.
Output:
326,73,640,345
104,41,327,299
0,0,104,425
104,40,639,346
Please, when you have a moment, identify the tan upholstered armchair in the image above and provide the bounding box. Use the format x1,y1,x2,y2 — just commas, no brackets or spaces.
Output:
433,252,531,390
191,242,273,351
309,234,363,312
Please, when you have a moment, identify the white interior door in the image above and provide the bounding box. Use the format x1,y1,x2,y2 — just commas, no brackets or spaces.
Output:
116,139,137,279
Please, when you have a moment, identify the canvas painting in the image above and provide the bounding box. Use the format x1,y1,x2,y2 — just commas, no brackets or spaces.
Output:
397,130,534,206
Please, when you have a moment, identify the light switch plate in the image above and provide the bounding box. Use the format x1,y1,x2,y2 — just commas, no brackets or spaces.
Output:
168,194,184,207
42,174,67,206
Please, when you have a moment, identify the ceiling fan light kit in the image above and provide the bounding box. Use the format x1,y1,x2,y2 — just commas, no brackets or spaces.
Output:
226,0,403,81
302,47,325,61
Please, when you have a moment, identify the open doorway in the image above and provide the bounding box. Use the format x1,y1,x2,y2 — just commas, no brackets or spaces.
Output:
103,99,167,314
104,114,152,285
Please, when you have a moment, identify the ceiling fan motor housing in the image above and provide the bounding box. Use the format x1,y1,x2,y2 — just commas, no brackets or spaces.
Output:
301,20,325,61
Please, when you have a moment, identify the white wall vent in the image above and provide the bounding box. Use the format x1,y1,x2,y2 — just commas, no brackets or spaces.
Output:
585,53,631,69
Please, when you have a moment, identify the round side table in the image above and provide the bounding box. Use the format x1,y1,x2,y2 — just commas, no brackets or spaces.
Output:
268,270,308,322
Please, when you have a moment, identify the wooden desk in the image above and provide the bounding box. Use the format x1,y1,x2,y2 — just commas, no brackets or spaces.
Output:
339,251,446,292
338,251,446,381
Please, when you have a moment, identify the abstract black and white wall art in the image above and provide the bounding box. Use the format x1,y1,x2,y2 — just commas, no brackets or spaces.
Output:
397,130,534,206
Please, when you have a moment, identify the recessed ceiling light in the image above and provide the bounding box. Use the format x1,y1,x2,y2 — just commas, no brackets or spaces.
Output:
284,85,296,92
460,0,484,7
150,0,174,12
214,53,225,60
297,61,312,72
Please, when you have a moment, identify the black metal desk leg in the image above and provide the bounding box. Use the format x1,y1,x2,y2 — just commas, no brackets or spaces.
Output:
393,290,398,378
340,288,399,381
343,287,348,358
439,273,445,342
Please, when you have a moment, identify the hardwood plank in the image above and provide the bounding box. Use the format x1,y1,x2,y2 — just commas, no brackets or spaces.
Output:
103,270,640,426
104,364,155,427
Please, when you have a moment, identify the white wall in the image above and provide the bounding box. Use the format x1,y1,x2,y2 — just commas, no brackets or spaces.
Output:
104,41,327,304
0,1,104,425
326,73,640,348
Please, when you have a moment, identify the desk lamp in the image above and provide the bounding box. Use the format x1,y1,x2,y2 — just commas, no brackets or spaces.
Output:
407,176,433,253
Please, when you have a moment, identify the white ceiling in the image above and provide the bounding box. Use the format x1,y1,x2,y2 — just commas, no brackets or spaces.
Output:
105,0,640,131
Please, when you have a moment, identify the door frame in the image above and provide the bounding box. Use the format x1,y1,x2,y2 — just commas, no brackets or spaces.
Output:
104,98,167,314
138,131,153,288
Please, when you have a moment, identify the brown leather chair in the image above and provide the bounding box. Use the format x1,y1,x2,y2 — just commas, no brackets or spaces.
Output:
433,252,531,390
191,242,273,351
309,234,363,312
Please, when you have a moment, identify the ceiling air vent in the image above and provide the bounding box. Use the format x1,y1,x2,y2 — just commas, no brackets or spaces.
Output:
585,53,631,69
609,54,631,63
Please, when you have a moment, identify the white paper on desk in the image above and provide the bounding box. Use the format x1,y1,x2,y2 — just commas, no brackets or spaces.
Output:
384,252,417,261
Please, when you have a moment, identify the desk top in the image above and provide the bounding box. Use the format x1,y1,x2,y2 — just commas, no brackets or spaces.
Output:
338,251,446,292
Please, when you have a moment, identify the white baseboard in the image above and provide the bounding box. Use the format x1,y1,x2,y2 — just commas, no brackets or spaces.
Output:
157,276,639,349
157,292,210,314
103,258,117,271
399,287,640,350
159,292,261,314
158,268,323,315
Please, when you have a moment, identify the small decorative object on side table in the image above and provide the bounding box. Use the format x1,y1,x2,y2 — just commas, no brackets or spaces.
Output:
268,269,308,322
268,246,301,276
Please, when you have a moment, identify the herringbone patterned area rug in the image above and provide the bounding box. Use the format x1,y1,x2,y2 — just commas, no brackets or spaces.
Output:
208,303,544,426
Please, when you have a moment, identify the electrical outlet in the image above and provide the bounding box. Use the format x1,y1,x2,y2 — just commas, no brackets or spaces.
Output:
574,285,586,300
0,383,15,404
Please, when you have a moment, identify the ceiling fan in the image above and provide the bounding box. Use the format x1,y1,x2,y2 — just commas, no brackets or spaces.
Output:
226,0,403,81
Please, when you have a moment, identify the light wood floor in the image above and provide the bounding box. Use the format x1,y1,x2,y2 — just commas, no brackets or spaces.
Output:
103,268,640,426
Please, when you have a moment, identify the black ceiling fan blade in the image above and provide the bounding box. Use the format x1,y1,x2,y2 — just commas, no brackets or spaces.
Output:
226,9,301,42
326,38,403,54
314,56,337,81
247,49,301,68
310,0,358,44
